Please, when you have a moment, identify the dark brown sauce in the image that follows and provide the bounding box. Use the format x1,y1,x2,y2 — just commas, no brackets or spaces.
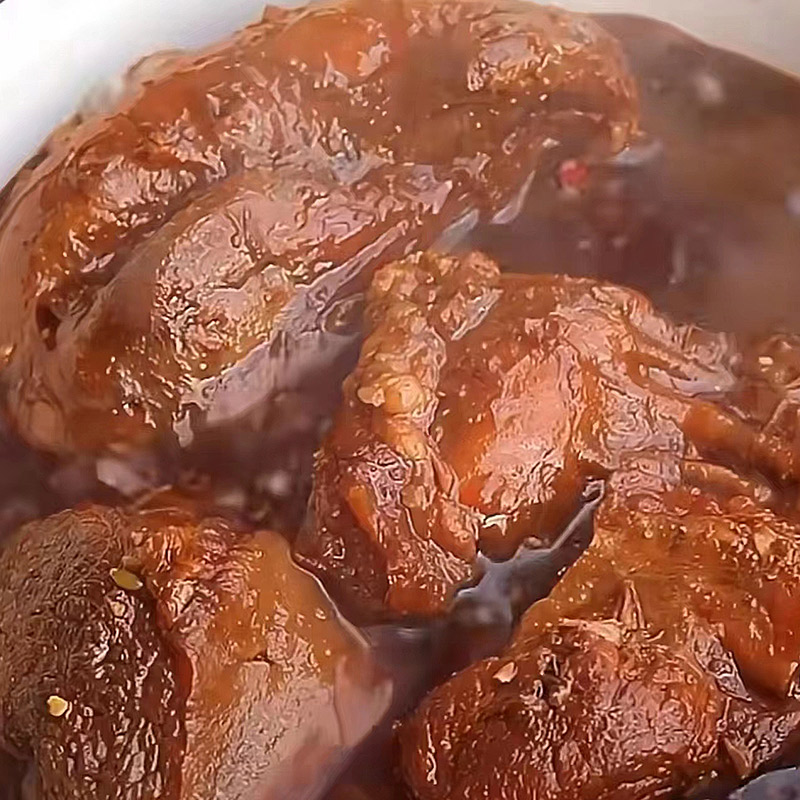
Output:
475,14,800,338
1,11,800,800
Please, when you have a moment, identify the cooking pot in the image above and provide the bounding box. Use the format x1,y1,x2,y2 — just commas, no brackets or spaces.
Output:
0,1,799,798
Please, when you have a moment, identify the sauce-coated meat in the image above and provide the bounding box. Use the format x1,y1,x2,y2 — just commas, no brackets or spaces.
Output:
402,620,729,800
686,333,800,490
0,506,391,799
0,0,636,455
398,460,800,800
298,250,740,618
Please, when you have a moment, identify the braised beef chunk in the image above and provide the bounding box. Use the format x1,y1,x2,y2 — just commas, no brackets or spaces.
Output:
398,461,800,800
0,506,390,799
0,0,636,456
12,163,479,454
401,620,729,800
298,250,746,618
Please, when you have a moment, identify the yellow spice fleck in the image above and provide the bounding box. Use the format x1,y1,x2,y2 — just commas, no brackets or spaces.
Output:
110,567,143,591
46,695,71,718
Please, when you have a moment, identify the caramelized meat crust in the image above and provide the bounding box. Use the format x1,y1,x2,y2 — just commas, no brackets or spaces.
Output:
299,250,739,618
398,462,800,800
0,0,637,454
400,621,729,800
0,506,390,799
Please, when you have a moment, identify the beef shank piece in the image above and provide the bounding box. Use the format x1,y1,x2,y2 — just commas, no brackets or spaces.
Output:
398,460,800,800
298,250,739,618
402,619,729,800
0,506,391,799
0,0,637,455
14,163,476,453
523,457,800,699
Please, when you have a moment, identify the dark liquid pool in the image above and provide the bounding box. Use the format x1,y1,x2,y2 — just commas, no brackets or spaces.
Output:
2,12,800,800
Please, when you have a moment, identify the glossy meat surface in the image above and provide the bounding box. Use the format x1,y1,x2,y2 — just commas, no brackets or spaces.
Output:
530,460,800,699
0,506,390,799
0,0,637,454
398,462,800,800
686,333,800,489
299,250,738,618
401,620,728,800
15,163,473,452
